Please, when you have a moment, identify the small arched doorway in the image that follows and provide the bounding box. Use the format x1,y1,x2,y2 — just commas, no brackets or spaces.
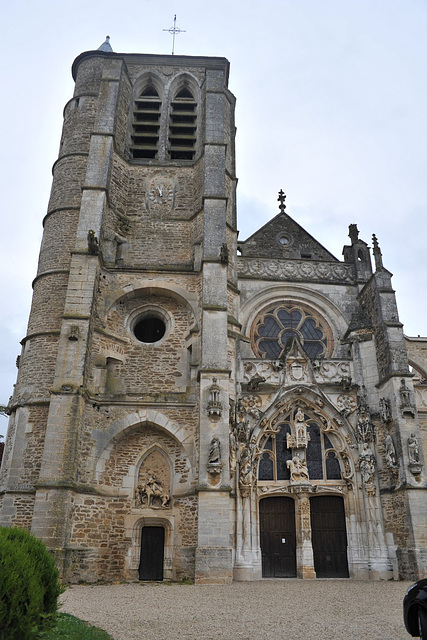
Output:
260,497,296,578
139,526,165,580
310,495,349,578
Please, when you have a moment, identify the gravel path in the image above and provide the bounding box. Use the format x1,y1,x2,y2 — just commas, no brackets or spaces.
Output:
60,580,414,640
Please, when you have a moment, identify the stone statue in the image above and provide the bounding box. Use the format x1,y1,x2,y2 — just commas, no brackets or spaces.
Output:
208,436,221,465
220,242,229,264
229,429,237,475
287,454,309,484
294,406,310,448
357,411,374,444
385,434,397,468
239,448,253,488
87,229,99,255
380,398,392,423
359,443,376,486
408,434,420,465
400,379,411,406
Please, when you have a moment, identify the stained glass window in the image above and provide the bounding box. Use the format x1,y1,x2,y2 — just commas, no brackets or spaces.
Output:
252,303,331,360
257,409,342,483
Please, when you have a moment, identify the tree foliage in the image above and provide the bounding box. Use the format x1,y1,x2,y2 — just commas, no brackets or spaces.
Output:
0,527,62,640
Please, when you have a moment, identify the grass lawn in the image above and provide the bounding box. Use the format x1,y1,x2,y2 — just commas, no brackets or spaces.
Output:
37,613,115,639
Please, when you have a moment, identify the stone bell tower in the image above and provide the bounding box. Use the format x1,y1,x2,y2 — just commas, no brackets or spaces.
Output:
0,40,238,583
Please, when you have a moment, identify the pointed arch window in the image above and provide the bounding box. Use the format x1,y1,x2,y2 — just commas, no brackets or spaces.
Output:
131,86,162,159
168,87,197,160
257,409,342,482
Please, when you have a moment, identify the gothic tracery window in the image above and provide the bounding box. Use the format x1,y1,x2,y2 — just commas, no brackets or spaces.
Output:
252,303,332,360
257,410,342,482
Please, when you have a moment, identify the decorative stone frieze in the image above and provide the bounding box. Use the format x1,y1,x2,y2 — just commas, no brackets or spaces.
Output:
242,359,352,387
238,257,355,282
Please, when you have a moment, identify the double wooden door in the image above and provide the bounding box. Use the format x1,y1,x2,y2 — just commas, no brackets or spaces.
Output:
260,497,296,578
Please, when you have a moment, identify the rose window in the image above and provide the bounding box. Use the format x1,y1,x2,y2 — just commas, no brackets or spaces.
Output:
252,303,331,360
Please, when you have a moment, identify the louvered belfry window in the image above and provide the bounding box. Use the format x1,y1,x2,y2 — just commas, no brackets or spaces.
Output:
168,88,197,160
131,86,161,159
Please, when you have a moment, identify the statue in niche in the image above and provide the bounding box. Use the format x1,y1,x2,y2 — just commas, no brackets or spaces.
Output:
400,379,411,406
356,409,375,444
294,406,310,448
208,436,221,465
287,454,310,484
135,476,170,508
408,434,420,465
380,398,392,423
385,434,397,468
220,242,229,264
358,443,376,491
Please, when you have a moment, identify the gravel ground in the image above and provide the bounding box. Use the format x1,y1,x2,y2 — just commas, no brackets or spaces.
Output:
60,580,414,640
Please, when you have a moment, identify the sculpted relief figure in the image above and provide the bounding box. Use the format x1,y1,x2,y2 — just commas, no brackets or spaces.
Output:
135,476,170,508
287,454,310,484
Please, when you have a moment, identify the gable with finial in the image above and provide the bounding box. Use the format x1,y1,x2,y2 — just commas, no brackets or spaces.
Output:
238,190,338,261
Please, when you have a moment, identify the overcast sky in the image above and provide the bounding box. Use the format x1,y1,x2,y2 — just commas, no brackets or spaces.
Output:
1,0,426,437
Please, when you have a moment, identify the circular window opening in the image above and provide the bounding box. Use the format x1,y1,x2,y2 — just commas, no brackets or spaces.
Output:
134,316,166,343
277,233,293,247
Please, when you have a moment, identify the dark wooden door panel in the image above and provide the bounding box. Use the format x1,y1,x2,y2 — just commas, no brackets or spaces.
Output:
139,526,165,580
260,497,296,578
310,495,349,578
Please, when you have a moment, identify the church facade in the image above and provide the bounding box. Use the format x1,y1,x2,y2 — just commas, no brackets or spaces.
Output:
1,44,426,584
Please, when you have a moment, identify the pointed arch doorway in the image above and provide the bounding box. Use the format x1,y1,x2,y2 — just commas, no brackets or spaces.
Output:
260,497,297,578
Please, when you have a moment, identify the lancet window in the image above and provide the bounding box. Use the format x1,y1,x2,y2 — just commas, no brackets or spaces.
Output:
168,87,197,160
131,86,162,159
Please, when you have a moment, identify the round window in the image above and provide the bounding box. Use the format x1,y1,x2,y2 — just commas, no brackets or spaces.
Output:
133,315,166,343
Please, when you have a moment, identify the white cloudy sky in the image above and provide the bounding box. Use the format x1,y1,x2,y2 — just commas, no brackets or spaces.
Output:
1,0,426,437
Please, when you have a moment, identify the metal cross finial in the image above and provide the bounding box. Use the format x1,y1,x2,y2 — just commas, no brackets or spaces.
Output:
278,189,286,214
163,15,186,55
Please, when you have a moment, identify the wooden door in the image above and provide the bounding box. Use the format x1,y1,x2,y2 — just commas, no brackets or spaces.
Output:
260,497,296,578
310,495,349,578
139,526,165,580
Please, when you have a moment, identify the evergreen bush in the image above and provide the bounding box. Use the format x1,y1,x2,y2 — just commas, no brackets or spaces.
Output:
0,527,62,640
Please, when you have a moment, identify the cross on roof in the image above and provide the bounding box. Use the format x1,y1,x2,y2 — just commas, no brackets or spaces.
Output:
278,189,286,213
163,15,186,55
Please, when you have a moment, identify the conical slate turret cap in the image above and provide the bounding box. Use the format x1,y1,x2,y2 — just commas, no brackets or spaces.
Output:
98,36,113,52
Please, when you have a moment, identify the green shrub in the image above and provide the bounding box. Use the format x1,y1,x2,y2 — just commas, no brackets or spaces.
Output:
0,527,62,640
